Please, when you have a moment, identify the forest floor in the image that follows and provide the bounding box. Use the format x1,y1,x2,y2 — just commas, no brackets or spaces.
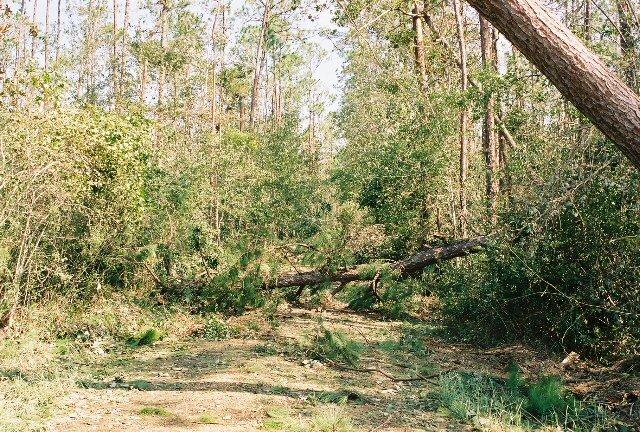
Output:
2,304,638,432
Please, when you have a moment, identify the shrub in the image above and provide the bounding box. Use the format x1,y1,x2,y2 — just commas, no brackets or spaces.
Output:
200,315,230,341
436,371,609,430
309,327,363,366
128,328,163,347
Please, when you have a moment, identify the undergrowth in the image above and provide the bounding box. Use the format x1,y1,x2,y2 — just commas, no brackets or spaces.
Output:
0,333,74,431
308,326,364,366
0,296,202,431
263,406,356,432
436,368,612,431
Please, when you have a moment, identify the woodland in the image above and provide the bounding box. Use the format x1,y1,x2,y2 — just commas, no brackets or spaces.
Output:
0,0,639,430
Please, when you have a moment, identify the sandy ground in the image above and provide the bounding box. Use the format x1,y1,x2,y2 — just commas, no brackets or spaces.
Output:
46,308,638,432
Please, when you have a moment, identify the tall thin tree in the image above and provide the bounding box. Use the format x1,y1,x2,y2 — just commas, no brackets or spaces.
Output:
466,0,640,169
453,0,469,236
31,0,39,61
119,0,130,100
44,0,51,70
55,0,62,63
249,0,270,128
158,0,168,106
479,17,499,219
113,0,119,105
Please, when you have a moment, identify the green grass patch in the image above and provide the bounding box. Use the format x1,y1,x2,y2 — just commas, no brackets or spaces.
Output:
436,370,611,431
261,406,356,432
310,389,365,405
138,406,172,417
309,327,363,366
200,315,230,340
129,379,152,391
128,328,163,347
198,413,219,424
254,343,278,356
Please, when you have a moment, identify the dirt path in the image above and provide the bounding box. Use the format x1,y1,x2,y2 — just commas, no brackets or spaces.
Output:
45,308,638,432
48,308,461,432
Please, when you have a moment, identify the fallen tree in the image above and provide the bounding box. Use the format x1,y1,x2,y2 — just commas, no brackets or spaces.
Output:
266,236,488,289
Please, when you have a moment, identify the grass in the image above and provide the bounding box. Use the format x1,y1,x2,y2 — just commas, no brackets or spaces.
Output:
138,406,172,417
435,370,611,431
198,412,219,424
262,406,357,432
127,328,164,347
309,389,365,405
308,327,363,366
200,315,231,340
129,379,153,390
0,298,203,431
0,333,74,432
254,343,279,356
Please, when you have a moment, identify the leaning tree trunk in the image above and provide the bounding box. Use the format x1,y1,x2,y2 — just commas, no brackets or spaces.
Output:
465,0,640,169
266,237,488,289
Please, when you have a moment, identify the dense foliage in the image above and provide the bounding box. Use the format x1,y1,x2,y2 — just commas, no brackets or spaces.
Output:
0,0,638,361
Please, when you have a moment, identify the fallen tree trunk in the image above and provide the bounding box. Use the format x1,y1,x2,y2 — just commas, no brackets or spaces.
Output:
267,236,488,289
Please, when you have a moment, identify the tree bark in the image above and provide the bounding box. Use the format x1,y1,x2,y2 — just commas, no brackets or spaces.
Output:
120,0,130,101
465,0,640,169
113,0,119,105
480,17,500,219
250,0,270,128
453,0,469,236
422,13,518,151
617,0,638,88
31,0,39,60
55,0,62,63
412,1,428,97
158,0,168,106
266,237,488,289
44,0,51,70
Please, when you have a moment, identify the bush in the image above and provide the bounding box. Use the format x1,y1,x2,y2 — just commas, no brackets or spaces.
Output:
128,328,163,347
200,315,230,341
433,147,640,359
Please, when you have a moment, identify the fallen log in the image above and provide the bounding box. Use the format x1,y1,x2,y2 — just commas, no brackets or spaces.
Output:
267,236,488,289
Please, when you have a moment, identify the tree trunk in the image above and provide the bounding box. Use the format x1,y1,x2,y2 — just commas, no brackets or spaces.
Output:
480,17,500,219
31,0,39,61
266,237,488,289
158,0,168,106
465,0,640,169
14,0,26,77
423,13,518,151
617,0,638,88
44,0,51,70
120,0,130,101
55,0,62,63
453,0,469,237
412,1,428,97
84,0,96,101
211,6,220,130
250,0,270,128
583,0,590,44
113,0,119,106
